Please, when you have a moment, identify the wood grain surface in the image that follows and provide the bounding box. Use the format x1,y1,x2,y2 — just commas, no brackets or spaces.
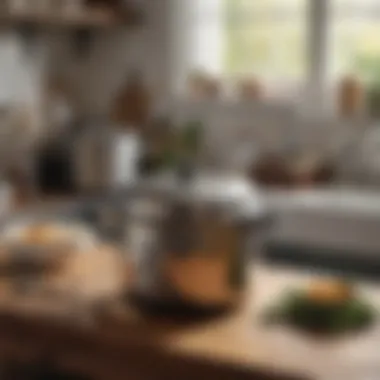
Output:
0,233,377,380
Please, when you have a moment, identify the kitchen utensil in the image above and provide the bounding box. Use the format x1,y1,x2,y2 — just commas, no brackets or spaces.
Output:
111,70,151,130
338,75,364,118
123,173,268,317
187,70,221,100
237,77,264,100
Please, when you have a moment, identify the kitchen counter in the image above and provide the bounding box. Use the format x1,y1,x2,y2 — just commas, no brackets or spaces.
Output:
0,252,378,380
0,195,379,380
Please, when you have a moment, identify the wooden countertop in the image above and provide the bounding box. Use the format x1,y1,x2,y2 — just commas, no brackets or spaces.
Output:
98,263,380,380
0,251,379,380
0,197,379,379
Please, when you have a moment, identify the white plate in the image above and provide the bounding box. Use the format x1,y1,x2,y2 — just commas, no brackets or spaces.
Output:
0,221,98,255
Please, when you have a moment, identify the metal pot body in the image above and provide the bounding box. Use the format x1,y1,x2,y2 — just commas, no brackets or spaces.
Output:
124,176,266,313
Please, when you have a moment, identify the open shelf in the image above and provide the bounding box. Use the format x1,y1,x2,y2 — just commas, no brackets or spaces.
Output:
0,8,141,29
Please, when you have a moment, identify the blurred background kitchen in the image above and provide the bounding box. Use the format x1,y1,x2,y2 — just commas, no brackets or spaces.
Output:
0,0,380,207
2,0,380,283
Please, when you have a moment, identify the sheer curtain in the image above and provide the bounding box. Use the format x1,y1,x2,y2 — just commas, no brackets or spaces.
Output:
190,0,224,74
170,0,224,89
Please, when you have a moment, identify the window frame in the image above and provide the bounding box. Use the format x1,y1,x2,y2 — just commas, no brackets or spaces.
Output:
307,0,330,115
169,0,336,116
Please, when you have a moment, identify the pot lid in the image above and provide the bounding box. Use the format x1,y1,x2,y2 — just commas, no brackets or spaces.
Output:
135,172,266,221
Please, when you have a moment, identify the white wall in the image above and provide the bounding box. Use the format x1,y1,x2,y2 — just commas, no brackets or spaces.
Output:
0,0,365,171
54,0,172,116
0,0,165,116
50,29,148,116
0,31,47,106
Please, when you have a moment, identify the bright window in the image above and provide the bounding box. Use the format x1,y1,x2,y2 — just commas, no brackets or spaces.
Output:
189,0,307,81
331,0,380,82
186,0,380,97
223,0,307,81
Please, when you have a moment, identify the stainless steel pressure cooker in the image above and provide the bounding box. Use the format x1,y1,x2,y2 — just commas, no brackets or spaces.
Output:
123,173,268,317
